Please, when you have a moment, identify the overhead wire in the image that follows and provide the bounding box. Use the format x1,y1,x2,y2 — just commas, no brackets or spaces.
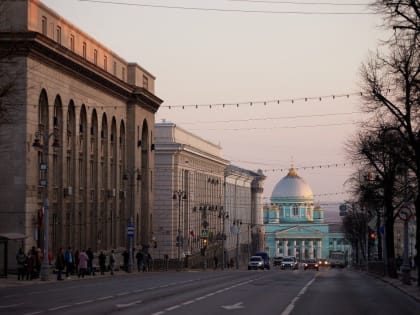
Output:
77,0,375,15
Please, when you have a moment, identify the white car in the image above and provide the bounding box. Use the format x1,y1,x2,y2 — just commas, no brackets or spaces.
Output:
280,256,299,270
248,256,264,270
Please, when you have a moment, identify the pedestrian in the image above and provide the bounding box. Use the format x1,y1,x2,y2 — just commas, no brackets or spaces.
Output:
213,255,218,269
55,248,65,281
64,246,74,278
16,248,27,280
136,249,144,272
109,250,116,275
74,249,80,275
35,247,42,278
229,258,234,269
28,247,37,280
122,250,129,272
78,250,88,278
98,251,106,275
86,248,95,275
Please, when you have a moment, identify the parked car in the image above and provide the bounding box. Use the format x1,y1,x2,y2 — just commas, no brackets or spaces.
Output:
273,256,283,267
304,259,319,271
254,251,270,270
248,256,264,270
280,256,299,270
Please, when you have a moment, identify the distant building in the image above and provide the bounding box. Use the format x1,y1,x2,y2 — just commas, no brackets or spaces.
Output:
152,121,265,268
264,168,350,260
0,0,162,264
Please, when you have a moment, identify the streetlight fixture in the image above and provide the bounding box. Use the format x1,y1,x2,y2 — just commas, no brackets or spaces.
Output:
32,126,60,281
173,190,187,270
122,168,141,273
218,208,229,270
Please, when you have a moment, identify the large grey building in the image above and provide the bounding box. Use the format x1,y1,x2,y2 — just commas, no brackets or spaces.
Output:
0,0,162,268
152,121,265,268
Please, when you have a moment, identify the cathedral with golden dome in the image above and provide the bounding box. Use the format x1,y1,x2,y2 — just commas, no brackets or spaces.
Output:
263,168,349,261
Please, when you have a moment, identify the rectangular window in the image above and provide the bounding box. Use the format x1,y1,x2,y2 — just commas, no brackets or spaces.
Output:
94,49,98,65
104,55,108,71
70,34,75,52
83,41,87,59
143,75,148,90
56,26,61,44
113,61,117,75
41,16,47,35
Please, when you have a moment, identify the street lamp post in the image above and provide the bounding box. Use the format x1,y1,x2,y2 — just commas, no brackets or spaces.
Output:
173,190,187,270
233,219,242,270
219,209,229,270
123,168,141,273
32,127,60,281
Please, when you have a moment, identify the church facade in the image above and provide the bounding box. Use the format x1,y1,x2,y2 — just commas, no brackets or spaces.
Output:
264,168,350,261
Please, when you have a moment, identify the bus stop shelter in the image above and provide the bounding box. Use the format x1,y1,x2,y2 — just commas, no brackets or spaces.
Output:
0,233,26,278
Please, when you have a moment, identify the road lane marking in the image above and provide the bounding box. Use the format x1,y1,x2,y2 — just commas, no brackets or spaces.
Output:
222,302,244,310
97,296,113,300
23,312,42,315
116,300,143,308
182,300,194,305
281,276,317,315
0,303,22,308
151,312,164,315
165,305,181,311
75,299,94,305
117,292,130,296
48,304,71,311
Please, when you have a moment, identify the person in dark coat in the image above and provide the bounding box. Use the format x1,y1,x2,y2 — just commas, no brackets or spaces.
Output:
16,248,27,280
86,248,95,275
98,251,106,275
55,248,65,281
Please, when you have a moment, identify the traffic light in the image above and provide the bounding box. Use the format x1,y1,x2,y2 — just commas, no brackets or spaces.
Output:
370,232,376,239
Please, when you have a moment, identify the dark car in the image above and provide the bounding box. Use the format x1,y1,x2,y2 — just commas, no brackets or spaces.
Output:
273,256,283,267
254,252,270,270
318,258,329,267
304,259,319,271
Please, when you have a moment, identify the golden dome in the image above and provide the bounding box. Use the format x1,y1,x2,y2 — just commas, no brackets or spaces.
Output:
287,168,298,177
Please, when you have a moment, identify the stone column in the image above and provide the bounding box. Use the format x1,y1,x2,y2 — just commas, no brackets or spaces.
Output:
293,240,297,257
317,240,322,259
309,240,314,259
284,239,288,257
333,239,337,251
301,240,305,260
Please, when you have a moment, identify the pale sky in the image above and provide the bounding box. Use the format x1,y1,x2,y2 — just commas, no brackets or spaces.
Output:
41,0,389,215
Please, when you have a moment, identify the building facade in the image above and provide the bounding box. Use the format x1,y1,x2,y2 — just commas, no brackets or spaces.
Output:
152,121,266,268
264,168,350,261
0,0,162,263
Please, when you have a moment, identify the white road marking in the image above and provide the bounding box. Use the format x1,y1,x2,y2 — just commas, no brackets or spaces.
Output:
0,303,22,308
182,300,194,305
151,312,165,315
281,276,317,315
116,300,143,308
48,304,71,311
165,305,181,311
23,312,42,315
117,292,130,296
221,302,244,310
97,296,113,300
75,299,94,305
133,289,144,293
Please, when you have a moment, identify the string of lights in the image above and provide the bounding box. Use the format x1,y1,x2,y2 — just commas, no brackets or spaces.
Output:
77,0,376,15
161,92,363,109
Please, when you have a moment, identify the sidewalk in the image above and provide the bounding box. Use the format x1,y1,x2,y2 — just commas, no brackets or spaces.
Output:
369,271,420,303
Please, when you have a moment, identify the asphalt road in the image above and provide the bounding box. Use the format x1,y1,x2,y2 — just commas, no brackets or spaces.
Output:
0,267,418,315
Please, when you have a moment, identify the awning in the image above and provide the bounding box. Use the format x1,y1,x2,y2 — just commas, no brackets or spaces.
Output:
0,233,27,241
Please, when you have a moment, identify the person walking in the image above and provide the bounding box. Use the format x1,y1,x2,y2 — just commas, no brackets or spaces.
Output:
136,249,144,272
78,250,88,278
16,248,27,280
55,248,65,281
98,251,106,275
109,250,116,275
86,248,95,276
64,247,74,278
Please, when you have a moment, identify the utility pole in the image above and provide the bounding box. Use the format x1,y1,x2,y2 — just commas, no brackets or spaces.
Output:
32,126,60,281
173,190,187,270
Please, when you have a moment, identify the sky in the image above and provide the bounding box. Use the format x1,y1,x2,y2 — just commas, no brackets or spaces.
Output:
41,0,390,218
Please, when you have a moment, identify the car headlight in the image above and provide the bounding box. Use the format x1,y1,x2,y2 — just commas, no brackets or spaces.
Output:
304,263,308,267
315,264,318,267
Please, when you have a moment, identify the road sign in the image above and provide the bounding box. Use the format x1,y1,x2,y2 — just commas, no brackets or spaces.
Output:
127,225,134,237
